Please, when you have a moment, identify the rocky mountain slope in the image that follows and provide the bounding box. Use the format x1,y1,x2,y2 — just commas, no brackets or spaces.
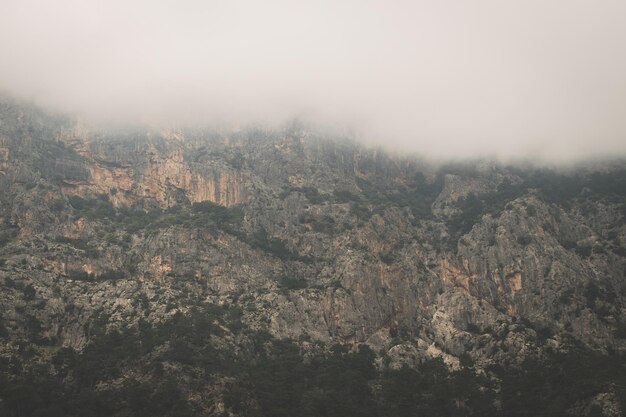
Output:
0,95,625,416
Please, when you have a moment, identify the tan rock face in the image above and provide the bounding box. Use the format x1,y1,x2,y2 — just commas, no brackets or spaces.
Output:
61,136,249,208
184,170,246,207
441,257,473,292
288,175,305,187
146,255,173,283
0,147,9,174
61,218,86,239
506,272,522,295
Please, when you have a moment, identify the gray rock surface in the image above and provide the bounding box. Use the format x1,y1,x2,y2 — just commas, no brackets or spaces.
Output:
0,95,625,415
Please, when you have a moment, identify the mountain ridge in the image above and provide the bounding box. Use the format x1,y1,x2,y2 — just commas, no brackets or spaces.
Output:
0,95,625,416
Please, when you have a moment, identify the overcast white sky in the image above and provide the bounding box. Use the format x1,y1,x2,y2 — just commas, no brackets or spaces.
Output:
1,0,625,160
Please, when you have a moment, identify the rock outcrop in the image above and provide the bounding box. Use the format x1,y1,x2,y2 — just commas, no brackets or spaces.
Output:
0,95,624,416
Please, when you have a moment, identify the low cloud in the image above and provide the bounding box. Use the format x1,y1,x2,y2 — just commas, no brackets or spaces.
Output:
1,0,625,161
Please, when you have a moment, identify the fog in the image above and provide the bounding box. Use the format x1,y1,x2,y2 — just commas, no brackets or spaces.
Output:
1,0,625,161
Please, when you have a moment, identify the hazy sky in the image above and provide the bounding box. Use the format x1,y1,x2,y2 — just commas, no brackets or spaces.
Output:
1,0,625,160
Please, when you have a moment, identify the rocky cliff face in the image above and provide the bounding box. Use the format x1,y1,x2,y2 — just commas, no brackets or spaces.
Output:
0,96,625,416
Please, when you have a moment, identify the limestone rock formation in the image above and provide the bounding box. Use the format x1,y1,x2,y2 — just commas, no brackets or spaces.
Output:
0,95,625,416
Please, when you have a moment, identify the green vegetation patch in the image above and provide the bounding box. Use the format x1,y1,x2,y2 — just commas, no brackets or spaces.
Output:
68,196,244,235
280,186,329,205
356,172,444,221
245,229,311,263
2,303,626,417
66,269,125,282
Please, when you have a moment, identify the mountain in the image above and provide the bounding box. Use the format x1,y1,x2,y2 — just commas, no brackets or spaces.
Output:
0,95,625,416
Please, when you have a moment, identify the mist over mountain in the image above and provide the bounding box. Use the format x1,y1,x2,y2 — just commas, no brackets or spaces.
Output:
2,0,626,161
0,95,624,416
1,1,626,416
